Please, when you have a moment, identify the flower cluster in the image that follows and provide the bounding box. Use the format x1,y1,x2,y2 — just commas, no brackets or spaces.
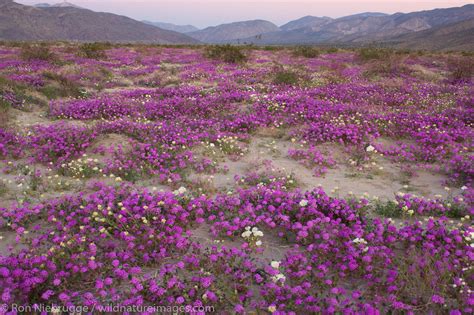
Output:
29,122,97,166
0,44,472,313
288,146,336,176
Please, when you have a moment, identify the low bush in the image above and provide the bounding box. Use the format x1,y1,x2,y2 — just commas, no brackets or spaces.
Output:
78,42,109,59
0,97,9,125
205,45,247,63
273,70,299,85
41,72,84,99
292,46,320,58
20,44,56,61
363,56,411,78
357,47,392,62
324,47,339,53
448,57,474,83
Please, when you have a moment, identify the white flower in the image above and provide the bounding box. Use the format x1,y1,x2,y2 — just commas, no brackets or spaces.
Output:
352,237,367,245
268,305,277,313
366,145,375,152
255,240,262,246
173,186,187,195
299,199,308,207
241,231,252,238
272,273,286,283
254,230,264,237
461,186,468,191
270,261,280,269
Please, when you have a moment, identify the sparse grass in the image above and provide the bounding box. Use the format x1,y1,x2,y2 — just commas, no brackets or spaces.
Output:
205,45,247,63
186,175,218,195
0,181,7,197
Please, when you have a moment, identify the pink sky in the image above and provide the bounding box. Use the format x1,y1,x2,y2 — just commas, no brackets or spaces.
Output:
15,0,474,28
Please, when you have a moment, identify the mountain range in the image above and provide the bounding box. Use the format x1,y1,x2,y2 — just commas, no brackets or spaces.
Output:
187,20,279,43
216,5,474,50
0,0,473,50
34,1,82,9
142,21,199,34
0,0,198,44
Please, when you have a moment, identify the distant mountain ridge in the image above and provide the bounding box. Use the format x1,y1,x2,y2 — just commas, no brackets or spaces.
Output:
231,5,474,50
142,21,199,33
382,18,474,51
34,1,82,8
280,16,333,32
2,1,473,50
187,20,280,43
0,0,198,43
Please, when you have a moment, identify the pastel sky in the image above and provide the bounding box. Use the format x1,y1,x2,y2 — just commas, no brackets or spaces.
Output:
15,0,474,28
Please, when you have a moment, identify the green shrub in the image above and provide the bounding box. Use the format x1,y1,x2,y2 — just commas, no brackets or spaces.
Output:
357,47,391,62
262,46,282,51
374,200,403,218
273,70,299,85
41,72,84,99
20,44,56,61
78,42,109,59
293,46,320,58
205,45,247,63
324,47,339,54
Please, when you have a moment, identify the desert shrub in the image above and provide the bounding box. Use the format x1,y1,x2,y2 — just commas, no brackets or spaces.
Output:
20,44,56,61
205,45,247,63
363,56,411,78
357,47,392,62
461,51,474,57
273,70,299,85
0,77,39,113
78,42,109,59
41,72,84,99
0,96,9,124
292,46,320,58
374,200,403,218
324,47,339,53
262,46,282,51
448,57,474,83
